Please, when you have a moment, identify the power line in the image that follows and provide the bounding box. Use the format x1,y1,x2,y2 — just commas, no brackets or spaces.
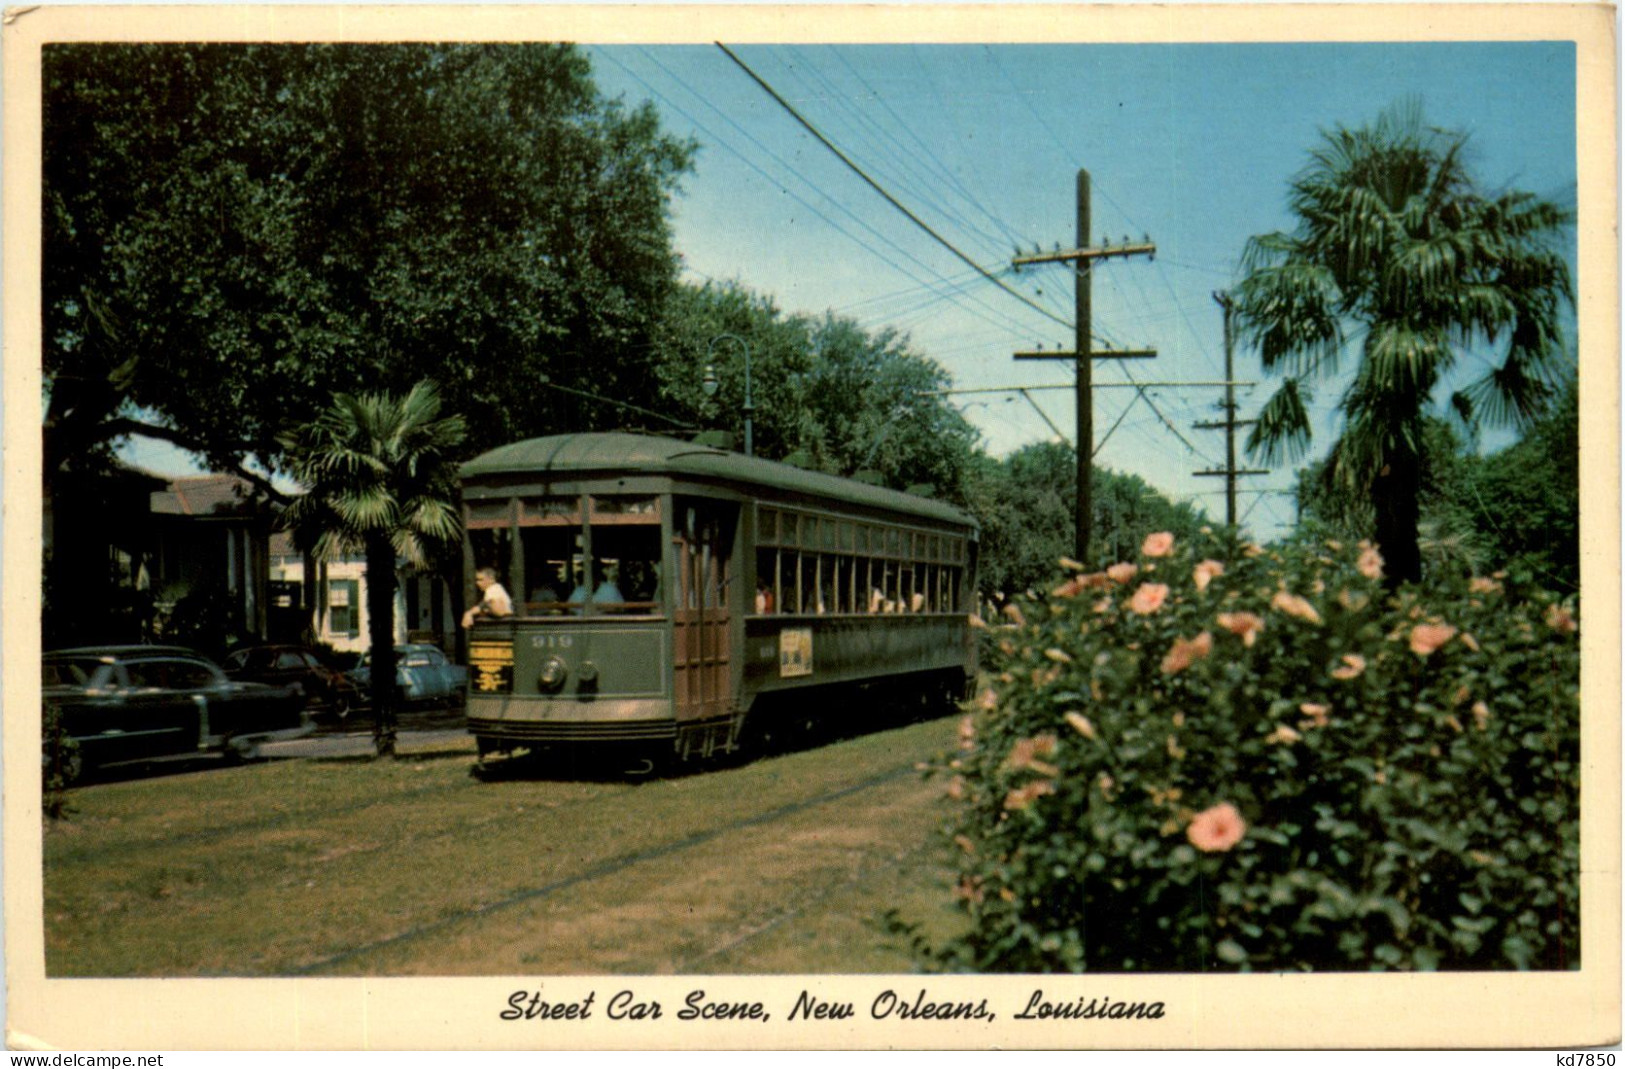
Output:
716,42,1075,333
610,47,1041,341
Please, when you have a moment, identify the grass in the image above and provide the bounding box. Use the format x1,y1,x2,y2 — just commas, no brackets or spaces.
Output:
43,715,968,977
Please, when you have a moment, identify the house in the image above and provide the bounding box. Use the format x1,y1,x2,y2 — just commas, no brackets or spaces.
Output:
45,465,461,657
147,474,278,644
268,533,459,656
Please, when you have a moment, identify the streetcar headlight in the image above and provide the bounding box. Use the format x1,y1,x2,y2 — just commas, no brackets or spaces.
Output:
577,660,600,685
538,656,568,692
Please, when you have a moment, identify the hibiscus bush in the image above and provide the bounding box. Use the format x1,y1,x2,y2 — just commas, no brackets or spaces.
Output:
925,531,1580,972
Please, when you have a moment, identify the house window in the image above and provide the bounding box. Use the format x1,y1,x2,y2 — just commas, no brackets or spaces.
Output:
329,580,361,639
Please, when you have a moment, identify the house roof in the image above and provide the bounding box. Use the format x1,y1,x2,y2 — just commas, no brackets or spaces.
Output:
150,474,272,517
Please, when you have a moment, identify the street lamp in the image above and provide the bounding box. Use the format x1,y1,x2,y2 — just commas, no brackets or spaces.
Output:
703,333,753,457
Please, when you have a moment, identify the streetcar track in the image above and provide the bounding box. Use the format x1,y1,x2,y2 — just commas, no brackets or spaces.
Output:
669,838,939,973
289,759,922,975
45,755,625,865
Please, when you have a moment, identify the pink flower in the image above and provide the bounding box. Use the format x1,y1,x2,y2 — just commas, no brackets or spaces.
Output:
1409,622,1458,657
1299,702,1331,729
1265,724,1302,745
1192,559,1226,592
1330,653,1366,680
1003,780,1055,812
1005,734,1060,777
1271,590,1323,624
1545,603,1578,634
1470,576,1503,595
1357,542,1385,580
1002,603,1026,627
1141,531,1176,558
1129,583,1170,615
1064,711,1097,740
1160,631,1214,675
958,714,977,749
1107,562,1139,585
1186,803,1247,853
1216,611,1266,648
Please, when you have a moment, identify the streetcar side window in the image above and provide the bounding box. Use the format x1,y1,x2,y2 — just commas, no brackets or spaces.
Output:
751,505,969,616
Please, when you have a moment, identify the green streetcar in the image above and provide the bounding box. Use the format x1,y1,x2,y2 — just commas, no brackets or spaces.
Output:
459,432,979,765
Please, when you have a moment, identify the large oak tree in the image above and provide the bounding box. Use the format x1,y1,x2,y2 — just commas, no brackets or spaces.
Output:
44,43,694,630
45,42,694,476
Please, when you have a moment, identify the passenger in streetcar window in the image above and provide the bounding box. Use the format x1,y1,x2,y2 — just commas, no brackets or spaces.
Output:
593,565,625,605
755,579,775,614
463,567,514,627
527,579,562,614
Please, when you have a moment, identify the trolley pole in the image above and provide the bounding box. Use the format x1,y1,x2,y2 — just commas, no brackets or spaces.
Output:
1012,170,1157,562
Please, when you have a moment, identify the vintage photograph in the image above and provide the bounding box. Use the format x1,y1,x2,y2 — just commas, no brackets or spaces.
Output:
5,3,1616,1051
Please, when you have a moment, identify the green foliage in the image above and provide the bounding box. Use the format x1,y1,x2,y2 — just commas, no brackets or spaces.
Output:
42,702,81,820
968,440,1209,596
1456,376,1579,593
924,531,1579,972
1297,377,1578,592
1235,100,1573,583
279,381,467,757
43,43,694,476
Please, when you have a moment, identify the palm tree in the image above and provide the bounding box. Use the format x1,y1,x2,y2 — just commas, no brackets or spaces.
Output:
1233,100,1572,583
280,382,466,757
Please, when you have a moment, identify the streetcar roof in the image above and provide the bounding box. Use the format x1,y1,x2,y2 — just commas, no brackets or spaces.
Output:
461,432,976,530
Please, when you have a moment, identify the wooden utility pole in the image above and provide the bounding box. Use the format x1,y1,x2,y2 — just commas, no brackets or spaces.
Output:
1012,170,1156,562
1193,291,1266,527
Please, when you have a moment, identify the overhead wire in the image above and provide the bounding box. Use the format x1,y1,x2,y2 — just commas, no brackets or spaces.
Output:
812,46,1027,255
609,47,1043,342
716,42,1078,335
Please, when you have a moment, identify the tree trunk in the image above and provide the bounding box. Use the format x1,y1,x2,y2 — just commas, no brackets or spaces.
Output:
365,532,400,758
1372,461,1423,586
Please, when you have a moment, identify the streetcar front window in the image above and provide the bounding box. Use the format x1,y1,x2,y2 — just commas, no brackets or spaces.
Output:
512,494,663,617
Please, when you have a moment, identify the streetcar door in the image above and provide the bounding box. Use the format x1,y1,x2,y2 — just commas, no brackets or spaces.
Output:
672,500,737,728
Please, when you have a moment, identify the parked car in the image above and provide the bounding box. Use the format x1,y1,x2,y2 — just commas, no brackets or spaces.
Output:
42,645,313,784
222,644,360,720
348,643,468,706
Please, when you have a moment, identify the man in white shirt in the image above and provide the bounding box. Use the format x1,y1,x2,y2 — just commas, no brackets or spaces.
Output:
462,567,514,628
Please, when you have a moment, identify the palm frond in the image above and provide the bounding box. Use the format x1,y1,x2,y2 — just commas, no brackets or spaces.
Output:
1245,378,1315,467
1231,261,1344,378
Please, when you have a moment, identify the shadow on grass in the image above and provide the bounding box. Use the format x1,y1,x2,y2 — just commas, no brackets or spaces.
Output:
472,680,963,785
309,747,478,768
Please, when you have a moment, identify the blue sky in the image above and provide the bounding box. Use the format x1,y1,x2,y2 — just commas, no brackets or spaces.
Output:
121,37,1579,543
584,40,1579,539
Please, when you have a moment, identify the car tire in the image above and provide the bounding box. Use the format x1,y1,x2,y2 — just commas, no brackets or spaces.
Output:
226,738,261,764
330,694,353,722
